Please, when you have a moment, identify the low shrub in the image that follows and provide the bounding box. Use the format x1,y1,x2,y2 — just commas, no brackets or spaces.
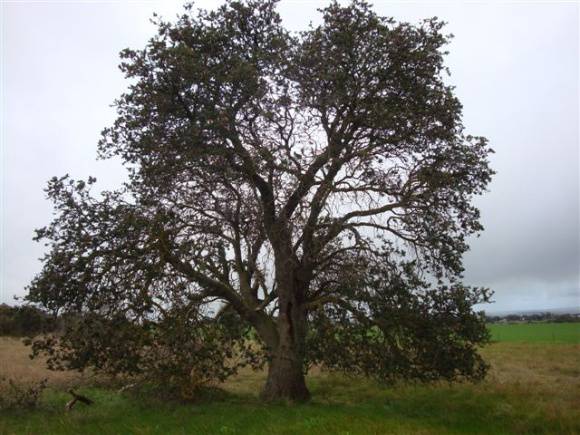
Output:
0,376,48,410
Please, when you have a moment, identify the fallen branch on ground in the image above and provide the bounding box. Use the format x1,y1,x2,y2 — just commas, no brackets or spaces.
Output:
65,390,94,412
117,383,137,394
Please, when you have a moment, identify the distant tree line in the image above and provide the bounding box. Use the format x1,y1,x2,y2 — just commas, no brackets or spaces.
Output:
2,302,578,338
0,304,60,336
2,302,578,337
486,312,580,324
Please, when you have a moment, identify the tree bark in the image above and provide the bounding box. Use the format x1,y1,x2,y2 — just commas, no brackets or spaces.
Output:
261,315,310,401
261,349,310,402
260,284,310,402
259,223,311,401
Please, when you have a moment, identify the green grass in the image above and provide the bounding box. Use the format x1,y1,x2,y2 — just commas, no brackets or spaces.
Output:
488,322,580,343
1,374,577,435
1,333,579,434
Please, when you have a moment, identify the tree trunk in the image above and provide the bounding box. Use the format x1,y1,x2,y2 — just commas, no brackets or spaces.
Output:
260,225,311,401
261,348,310,402
261,289,310,402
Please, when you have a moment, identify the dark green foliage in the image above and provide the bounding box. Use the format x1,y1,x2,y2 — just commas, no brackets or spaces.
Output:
0,304,57,337
30,309,262,398
308,283,491,383
27,0,494,401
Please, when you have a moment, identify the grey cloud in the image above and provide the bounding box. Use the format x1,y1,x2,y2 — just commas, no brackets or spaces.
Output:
1,1,578,312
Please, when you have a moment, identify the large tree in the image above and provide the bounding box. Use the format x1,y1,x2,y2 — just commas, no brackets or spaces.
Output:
27,0,494,401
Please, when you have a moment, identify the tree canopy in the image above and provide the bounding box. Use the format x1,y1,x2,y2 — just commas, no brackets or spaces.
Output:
27,0,494,402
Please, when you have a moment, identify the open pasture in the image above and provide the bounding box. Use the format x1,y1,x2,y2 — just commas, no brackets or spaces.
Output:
489,322,579,343
1,327,579,435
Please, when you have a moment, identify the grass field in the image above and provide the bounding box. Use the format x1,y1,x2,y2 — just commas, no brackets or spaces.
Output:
1,323,579,434
488,322,579,343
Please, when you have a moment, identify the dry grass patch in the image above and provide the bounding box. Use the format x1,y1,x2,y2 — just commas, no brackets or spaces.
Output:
0,337,90,389
480,342,580,415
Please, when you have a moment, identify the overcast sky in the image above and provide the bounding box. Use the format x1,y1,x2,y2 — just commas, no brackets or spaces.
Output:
1,0,578,313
